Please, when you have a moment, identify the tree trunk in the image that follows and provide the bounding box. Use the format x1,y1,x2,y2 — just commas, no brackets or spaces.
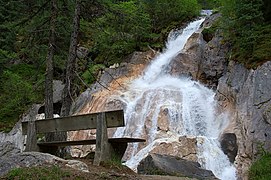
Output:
61,0,81,117
44,0,66,151
45,0,56,129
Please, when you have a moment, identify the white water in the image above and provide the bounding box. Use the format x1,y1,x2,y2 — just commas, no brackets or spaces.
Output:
113,18,236,179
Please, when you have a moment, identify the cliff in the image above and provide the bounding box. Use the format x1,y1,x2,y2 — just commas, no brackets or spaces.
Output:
69,14,270,178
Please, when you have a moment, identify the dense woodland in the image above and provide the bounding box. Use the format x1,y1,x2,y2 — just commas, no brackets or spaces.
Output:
0,0,270,132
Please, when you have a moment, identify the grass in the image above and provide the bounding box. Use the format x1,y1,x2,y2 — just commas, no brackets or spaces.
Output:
3,165,82,180
249,152,271,180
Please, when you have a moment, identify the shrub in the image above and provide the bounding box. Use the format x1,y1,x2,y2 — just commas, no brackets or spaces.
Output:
249,152,271,180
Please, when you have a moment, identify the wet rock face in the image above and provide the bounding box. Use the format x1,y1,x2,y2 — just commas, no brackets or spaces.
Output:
150,136,198,162
168,14,228,89
169,32,205,80
220,133,238,163
137,153,217,179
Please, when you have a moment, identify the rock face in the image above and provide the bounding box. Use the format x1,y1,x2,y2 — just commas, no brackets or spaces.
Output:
0,104,41,153
0,152,89,176
216,61,271,178
69,50,154,157
137,153,217,179
0,122,24,152
169,13,228,89
0,141,20,157
169,14,271,178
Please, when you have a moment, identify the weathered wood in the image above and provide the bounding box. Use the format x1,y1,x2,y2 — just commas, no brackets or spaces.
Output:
108,138,146,143
37,138,145,147
93,112,112,165
25,120,40,152
22,109,146,165
22,110,124,135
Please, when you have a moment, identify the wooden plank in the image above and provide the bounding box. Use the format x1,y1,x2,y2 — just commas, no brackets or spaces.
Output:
38,139,97,146
94,112,111,165
37,138,145,147
22,110,124,135
25,120,40,152
108,137,146,143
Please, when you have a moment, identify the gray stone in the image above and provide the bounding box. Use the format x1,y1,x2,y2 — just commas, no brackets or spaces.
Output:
168,32,205,80
0,152,89,177
76,46,89,59
0,141,20,157
0,104,41,155
0,122,24,152
216,61,271,178
71,88,93,114
220,133,238,163
201,13,221,29
199,29,229,88
137,153,217,179
167,14,228,88
53,80,65,103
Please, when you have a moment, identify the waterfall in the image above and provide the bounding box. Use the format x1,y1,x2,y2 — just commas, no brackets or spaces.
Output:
113,18,236,180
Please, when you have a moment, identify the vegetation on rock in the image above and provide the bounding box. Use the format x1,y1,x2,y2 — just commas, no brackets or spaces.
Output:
219,0,271,68
249,152,271,180
0,0,200,132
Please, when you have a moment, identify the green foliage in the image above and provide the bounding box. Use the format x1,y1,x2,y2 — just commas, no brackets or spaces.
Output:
197,0,220,9
82,64,105,85
249,152,271,180
90,0,200,65
5,165,72,180
220,0,271,68
202,17,221,42
0,0,75,132
144,0,200,33
91,0,152,64
0,68,43,132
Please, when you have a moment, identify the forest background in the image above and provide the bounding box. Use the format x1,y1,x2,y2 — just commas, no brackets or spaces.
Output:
0,0,270,132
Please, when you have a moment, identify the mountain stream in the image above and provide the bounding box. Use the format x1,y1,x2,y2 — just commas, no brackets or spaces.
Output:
112,18,237,180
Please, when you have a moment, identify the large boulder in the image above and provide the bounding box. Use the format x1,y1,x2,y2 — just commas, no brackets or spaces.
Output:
137,153,217,179
220,133,238,163
150,136,197,162
0,152,89,177
0,104,41,153
0,141,20,157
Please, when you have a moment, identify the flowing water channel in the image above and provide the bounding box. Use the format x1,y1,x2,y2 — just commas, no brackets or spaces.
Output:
113,18,236,180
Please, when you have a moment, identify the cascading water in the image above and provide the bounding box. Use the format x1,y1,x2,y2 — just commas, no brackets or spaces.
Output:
113,18,236,179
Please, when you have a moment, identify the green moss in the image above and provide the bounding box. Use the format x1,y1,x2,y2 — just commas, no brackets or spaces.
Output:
249,152,271,180
81,64,105,85
4,166,73,180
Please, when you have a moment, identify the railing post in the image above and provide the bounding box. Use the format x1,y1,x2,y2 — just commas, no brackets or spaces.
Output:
25,118,40,152
93,112,112,165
